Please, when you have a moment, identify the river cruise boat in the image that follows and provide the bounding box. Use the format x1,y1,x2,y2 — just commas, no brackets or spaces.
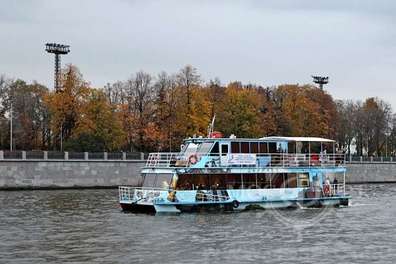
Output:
119,136,350,213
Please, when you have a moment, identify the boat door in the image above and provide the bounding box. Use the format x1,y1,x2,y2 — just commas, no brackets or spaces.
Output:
220,142,230,166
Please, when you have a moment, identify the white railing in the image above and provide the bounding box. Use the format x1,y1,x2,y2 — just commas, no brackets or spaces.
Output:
118,186,166,202
327,184,346,196
195,190,229,202
146,152,180,167
145,152,345,168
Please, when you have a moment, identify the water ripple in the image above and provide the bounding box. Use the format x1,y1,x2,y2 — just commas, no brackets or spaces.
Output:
1,185,396,263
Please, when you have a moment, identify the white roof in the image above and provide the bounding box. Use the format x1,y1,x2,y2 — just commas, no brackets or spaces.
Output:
260,136,335,143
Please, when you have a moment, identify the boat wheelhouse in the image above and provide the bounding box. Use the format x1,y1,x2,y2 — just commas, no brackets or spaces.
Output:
119,136,350,213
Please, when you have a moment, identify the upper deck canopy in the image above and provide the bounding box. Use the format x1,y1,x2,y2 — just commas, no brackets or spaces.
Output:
183,136,335,143
260,136,335,143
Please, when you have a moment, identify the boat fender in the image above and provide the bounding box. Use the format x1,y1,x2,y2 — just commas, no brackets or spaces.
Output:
232,200,240,209
188,154,198,165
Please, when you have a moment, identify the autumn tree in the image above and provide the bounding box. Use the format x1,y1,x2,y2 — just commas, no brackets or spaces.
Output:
355,97,391,156
65,89,125,151
271,84,337,137
153,72,178,151
175,65,201,137
216,82,271,138
45,65,90,150
335,100,357,155
119,71,157,151
0,78,49,150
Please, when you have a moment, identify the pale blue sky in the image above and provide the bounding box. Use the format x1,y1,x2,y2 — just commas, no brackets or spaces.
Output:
1,0,396,106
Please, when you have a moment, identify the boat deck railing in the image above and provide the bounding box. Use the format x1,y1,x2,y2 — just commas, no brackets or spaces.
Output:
119,186,165,202
145,152,345,169
195,190,229,202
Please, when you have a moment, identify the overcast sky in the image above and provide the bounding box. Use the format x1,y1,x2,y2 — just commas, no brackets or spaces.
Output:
1,0,396,107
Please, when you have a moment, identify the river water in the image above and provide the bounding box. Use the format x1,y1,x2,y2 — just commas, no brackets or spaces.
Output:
1,184,396,264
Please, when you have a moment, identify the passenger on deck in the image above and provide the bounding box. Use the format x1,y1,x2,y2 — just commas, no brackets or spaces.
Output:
333,177,338,193
323,177,331,197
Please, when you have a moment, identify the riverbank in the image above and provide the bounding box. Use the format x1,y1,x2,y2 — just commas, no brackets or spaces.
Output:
1,160,396,190
0,160,145,190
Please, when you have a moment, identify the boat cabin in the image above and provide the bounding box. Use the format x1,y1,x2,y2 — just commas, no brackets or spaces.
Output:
143,136,345,192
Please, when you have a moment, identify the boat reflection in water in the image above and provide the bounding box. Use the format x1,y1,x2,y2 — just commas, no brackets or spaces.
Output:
119,135,350,213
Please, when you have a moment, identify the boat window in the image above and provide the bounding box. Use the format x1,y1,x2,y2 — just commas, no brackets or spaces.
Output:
177,174,209,190
197,142,213,154
297,173,309,187
221,144,229,155
225,174,242,189
296,142,309,154
310,142,321,153
322,142,334,154
285,173,297,188
288,142,296,153
154,173,173,188
257,174,270,188
276,142,288,153
211,142,219,154
183,142,199,158
270,173,284,188
242,174,257,189
250,142,258,153
259,142,267,153
302,142,309,153
241,142,249,153
268,142,277,153
231,142,240,153
142,173,156,187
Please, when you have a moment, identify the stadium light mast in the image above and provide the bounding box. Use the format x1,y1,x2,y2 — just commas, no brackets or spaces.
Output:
45,43,70,91
312,75,329,90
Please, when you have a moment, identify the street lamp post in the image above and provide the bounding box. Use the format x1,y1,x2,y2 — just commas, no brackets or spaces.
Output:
10,101,13,151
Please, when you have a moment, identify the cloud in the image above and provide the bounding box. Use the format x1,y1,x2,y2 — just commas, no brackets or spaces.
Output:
1,0,396,107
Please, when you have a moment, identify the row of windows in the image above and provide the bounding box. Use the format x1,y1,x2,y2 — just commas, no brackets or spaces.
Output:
210,141,334,154
211,142,278,154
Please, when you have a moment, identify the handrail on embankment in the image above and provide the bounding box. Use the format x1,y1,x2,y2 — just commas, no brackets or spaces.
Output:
0,150,146,161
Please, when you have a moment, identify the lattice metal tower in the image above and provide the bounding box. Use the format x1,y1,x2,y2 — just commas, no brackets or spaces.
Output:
312,75,329,90
45,43,70,91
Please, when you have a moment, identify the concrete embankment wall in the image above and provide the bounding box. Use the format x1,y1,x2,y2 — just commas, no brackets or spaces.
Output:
346,163,396,183
0,160,145,190
0,160,395,189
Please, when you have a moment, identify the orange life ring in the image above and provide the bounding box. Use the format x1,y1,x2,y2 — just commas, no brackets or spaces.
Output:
188,154,198,165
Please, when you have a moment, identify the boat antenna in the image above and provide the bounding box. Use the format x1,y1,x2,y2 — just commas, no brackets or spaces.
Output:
207,114,216,138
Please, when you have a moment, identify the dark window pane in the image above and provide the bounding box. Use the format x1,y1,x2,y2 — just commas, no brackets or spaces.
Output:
241,142,249,153
269,142,277,153
221,144,229,154
211,142,219,154
250,142,258,153
231,142,240,153
259,142,267,153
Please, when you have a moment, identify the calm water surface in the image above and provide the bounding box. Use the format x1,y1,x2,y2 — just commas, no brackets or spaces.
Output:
1,184,396,264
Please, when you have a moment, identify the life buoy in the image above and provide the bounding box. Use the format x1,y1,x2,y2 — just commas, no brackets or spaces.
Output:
232,200,240,209
188,154,198,165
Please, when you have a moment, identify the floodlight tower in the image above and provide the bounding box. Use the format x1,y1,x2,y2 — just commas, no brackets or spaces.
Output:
45,43,70,91
312,75,329,90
